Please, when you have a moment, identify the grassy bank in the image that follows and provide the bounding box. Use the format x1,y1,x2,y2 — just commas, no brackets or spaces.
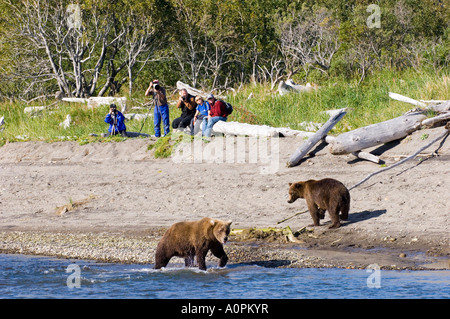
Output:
228,69,449,133
0,69,448,146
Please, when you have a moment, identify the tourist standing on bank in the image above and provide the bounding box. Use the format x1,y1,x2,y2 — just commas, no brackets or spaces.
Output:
145,80,170,137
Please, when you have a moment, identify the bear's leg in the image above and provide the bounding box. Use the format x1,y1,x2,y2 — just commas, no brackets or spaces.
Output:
184,255,195,267
154,241,172,269
328,204,341,229
340,201,350,221
210,244,228,268
308,203,321,226
154,254,171,269
318,208,326,220
196,249,208,271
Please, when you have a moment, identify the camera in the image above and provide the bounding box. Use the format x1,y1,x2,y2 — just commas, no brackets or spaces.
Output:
153,83,161,90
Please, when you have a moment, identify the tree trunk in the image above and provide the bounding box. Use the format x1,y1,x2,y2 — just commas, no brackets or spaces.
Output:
287,108,347,167
328,112,427,155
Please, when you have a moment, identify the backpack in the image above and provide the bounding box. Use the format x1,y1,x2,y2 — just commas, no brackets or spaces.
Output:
221,100,233,115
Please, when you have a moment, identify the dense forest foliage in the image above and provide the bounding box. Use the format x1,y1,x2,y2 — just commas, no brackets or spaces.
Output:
0,0,448,101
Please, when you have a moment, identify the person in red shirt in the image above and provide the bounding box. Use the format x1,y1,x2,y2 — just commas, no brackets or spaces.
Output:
203,94,228,138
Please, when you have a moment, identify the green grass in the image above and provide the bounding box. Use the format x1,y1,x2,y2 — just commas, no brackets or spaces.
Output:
0,68,448,146
227,68,449,133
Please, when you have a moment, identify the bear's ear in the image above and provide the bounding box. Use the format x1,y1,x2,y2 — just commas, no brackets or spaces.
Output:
227,220,232,226
288,182,292,186
210,219,215,226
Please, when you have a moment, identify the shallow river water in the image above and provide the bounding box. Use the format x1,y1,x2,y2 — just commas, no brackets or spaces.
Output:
1,254,449,299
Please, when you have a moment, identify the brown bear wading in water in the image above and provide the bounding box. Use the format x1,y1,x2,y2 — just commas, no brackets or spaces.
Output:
154,217,232,271
288,178,350,229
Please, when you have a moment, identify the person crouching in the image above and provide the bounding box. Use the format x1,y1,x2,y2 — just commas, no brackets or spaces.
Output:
105,104,127,137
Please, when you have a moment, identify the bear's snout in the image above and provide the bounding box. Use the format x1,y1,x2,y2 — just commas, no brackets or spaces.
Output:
223,236,228,243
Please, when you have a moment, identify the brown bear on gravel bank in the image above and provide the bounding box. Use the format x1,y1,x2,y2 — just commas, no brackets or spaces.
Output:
154,217,232,271
288,178,350,229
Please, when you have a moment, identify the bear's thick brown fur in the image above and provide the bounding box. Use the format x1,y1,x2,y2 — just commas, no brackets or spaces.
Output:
288,178,350,229
154,217,232,270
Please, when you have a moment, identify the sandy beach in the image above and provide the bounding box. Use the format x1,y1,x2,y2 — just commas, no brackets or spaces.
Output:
0,126,449,270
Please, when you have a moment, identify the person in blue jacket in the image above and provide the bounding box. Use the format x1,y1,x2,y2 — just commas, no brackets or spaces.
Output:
105,104,127,137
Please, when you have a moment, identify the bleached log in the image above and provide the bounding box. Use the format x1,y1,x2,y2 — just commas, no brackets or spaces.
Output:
329,112,427,155
24,106,46,113
275,128,314,138
278,80,315,96
421,112,450,127
176,81,205,97
389,92,427,107
176,81,226,99
62,97,88,103
287,108,347,167
420,100,448,104
124,113,153,121
62,97,127,112
212,121,314,139
427,101,450,113
351,151,380,164
87,97,127,111
349,125,450,191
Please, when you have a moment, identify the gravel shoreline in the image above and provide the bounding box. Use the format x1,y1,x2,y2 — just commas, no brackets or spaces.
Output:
1,230,448,270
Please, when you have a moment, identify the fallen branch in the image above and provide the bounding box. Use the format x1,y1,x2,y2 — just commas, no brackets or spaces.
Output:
421,112,450,127
351,151,380,164
348,125,450,191
287,108,347,167
389,92,427,107
277,209,308,224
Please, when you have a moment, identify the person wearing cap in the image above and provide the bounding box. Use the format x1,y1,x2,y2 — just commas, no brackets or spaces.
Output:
104,104,127,137
203,94,228,138
172,88,197,130
145,80,170,137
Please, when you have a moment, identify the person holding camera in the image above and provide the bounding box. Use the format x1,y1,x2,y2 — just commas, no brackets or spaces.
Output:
104,104,127,137
172,88,196,130
145,79,170,137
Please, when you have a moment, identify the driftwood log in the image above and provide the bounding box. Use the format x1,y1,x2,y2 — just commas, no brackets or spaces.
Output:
351,151,380,164
287,108,347,167
422,112,450,127
389,92,427,107
176,81,206,97
349,124,450,191
176,81,226,100
212,121,314,138
389,92,450,113
328,112,426,155
61,96,127,111
278,80,316,96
